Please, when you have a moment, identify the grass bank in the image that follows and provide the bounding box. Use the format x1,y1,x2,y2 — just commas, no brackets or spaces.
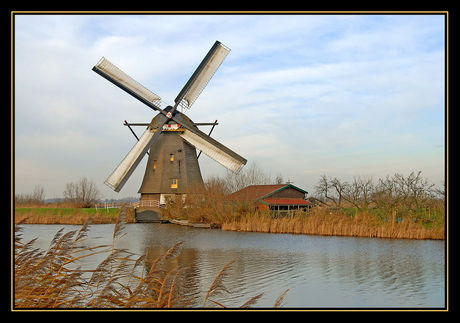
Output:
220,208,445,240
14,204,445,240
14,207,135,224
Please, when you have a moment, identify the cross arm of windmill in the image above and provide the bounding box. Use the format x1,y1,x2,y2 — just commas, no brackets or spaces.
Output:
124,119,219,158
92,40,247,193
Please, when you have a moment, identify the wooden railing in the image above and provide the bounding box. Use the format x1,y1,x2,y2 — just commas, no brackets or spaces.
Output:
132,200,162,208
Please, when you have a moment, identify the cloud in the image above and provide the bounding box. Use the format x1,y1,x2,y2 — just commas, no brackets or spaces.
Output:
14,14,446,198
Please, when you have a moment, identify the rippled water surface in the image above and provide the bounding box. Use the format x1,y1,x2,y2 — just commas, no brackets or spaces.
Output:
19,223,445,308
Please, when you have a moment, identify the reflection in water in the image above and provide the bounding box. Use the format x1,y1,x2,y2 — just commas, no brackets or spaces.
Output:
19,223,445,308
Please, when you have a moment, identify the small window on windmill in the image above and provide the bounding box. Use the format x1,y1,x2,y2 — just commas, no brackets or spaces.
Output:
153,160,157,170
170,154,174,162
171,178,178,189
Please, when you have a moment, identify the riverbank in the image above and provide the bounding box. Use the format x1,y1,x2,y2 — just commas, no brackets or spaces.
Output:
14,206,445,240
221,210,445,240
14,207,136,224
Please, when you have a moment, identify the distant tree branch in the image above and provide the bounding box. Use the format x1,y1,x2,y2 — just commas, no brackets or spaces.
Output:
63,176,102,208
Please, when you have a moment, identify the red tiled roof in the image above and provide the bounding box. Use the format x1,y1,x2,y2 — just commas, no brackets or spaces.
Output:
260,198,311,206
224,184,286,201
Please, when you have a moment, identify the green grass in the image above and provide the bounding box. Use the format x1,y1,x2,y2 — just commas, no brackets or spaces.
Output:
15,207,121,217
341,207,445,230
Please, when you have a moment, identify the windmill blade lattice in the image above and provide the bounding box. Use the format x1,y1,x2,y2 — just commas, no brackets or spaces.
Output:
174,41,230,111
93,57,163,111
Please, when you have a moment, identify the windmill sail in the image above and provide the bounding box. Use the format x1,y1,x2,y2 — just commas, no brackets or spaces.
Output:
105,124,164,192
174,41,230,110
179,128,246,173
93,57,162,111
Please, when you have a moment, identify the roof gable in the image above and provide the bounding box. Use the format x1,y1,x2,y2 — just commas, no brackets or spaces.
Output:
260,184,308,199
260,198,312,206
224,184,308,202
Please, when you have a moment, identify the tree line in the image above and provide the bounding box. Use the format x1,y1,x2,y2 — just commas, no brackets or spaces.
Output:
15,165,445,218
15,176,103,208
314,171,445,217
14,185,46,206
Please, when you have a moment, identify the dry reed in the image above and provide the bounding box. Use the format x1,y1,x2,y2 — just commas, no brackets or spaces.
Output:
161,176,444,241
201,257,289,308
14,207,192,308
14,207,289,309
221,208,445,240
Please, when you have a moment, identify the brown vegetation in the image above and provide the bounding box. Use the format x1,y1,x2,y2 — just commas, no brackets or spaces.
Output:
314,172,445,216
14,207,288,308
14,167,445,241
221,208,445,240
163,170,445,240
14,206,136,224
14,185,46,206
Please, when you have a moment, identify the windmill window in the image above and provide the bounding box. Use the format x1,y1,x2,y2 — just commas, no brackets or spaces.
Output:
153,160,157,170
171,178,178,189
170,154,174,162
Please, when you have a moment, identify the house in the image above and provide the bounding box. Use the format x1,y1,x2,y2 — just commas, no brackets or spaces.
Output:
223,184,313,215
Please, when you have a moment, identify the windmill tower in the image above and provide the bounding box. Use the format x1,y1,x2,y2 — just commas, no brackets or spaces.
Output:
135,113,208,205
93,41,247,207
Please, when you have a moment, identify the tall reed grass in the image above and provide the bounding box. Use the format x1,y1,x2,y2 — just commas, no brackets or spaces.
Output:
162,178,444,240
221,208,445,240
14,207,288,309
14,206,136,224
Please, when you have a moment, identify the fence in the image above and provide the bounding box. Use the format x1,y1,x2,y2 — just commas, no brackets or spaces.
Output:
95,201,145,209
132,200,163,208
95,202,125,210
94,200,164,209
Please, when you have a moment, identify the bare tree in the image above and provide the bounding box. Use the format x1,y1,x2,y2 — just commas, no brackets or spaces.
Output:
63,176,102,208
434,180,445,198
374,171,435,215
374,174,399,216
314,175,334,204
223,161,280,194
274,173,284,185
15,184,46,206
314,171,441,217
329,177,348,206
395,171,434,210
314,175,348,206
342,175,374,212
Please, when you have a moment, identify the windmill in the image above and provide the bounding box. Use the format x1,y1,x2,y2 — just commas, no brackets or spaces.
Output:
93,41,247,206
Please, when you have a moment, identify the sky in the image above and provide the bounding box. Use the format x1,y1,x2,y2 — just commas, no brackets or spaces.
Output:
13,13,446,200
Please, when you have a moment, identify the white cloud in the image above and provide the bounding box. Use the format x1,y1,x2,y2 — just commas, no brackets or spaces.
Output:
14,14,446,198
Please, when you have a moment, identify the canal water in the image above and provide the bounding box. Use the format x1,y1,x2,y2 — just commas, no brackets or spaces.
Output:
18,223,445,308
